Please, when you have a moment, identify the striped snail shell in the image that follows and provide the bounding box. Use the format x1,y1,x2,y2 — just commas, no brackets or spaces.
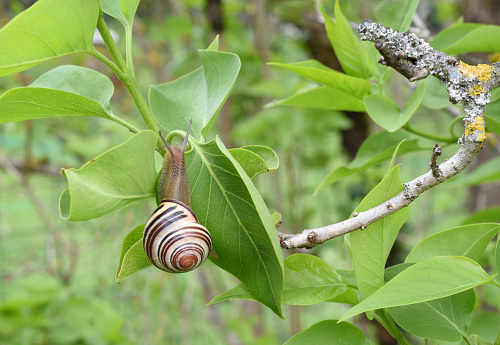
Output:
143,120,212,273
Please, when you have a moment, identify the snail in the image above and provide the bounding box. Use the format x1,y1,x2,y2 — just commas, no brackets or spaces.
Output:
143,120,212,273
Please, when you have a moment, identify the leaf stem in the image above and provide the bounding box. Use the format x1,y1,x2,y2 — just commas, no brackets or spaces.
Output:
96,10,128,72
125,24,135,78
375,309,410,345
95,9,161,145
107,113,141,133
402,123,456,143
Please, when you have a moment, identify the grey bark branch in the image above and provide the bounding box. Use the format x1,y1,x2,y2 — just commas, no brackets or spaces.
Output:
280,20,494,249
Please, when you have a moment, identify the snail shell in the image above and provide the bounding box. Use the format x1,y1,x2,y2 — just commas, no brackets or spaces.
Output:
143,199,212,273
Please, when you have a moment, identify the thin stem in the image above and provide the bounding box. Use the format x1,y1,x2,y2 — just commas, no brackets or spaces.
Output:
490,279,500,288
402,122,456,143
107,113,141,133
96,10,128,72
125,24,135,78
86,48,125,80
94,9,162,146
376,309,411,345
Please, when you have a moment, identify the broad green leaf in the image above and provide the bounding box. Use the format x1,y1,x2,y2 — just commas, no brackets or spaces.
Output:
468,313,500,344
115,224,151,282
374,0,420,32
281,254,348,305
423,77,452,110
364,83,426,132
100,0,128,27
484,115,500,136
208,254,347,306
269,60,371,98
339,256,492,322
431,23,500,55
389,289,475,342
461,207,500,225
0,0,99,77
405,223,500,263
349,165,409,303
99,0,140,27
448,155,500,187
321,2,373,79
229,145,278,180
186,137,283,317
315,131,425,193
0,88,110,124
283,320,371,345
150,50,241,140
268,85,365,112
30,65,114,113
60,131,157,221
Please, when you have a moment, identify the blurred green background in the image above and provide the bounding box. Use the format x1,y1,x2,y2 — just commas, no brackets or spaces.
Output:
1,0,500,344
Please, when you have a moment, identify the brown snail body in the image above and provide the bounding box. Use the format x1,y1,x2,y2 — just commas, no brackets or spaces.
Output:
143,121,212,273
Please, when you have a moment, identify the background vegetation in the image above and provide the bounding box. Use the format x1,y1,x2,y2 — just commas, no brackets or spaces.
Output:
0,0,499,344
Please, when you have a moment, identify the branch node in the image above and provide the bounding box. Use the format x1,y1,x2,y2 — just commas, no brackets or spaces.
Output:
360,225,366,231
375,38,385,50
430,144,443,178
352,212,359,217
386,203,393,210
307,231,319,243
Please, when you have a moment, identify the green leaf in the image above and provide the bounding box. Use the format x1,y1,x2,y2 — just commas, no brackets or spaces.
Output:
321,2,373,79
339,256,492,322
374,0,420,32
99,0,128,27
389,289,475,342
0,0,99,77
30,65,114,112
364,83,425,132
283,320,371,345
186,137,283,317
0,88,110,124
315,131,425,193
150,50,241,140
271,212,282,228
268,85,366,111
269,60,371,98
229,145,278,180
448,155,500,187
349,165,409,303
405,223,500,263
60,131,158,221
461,207,500,225
0,65,116,124
281,254,348,305
208,254,347,306
431,23,500,55
115,224,151,282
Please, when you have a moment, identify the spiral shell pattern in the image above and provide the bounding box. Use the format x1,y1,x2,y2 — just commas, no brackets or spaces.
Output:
143,199,212,273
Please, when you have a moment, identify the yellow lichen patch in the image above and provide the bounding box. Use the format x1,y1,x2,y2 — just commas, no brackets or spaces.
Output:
469,84,486,96
465,117,486,142
459,61,493,83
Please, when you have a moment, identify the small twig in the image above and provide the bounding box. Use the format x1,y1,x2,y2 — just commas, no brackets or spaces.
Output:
280,21,495,249
430,144,442,178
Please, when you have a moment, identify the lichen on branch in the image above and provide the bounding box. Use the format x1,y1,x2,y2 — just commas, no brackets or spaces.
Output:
279,20,496,250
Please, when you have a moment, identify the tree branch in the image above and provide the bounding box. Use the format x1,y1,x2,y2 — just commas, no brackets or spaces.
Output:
280,20,496,249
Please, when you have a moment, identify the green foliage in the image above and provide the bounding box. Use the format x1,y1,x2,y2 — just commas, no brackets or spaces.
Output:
60,131,158,221
340,256,492,322
1,0,500,343
0,0,99,77
349,165,409,303
364,83,426,132
0,275,125,344
283,320,371,345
